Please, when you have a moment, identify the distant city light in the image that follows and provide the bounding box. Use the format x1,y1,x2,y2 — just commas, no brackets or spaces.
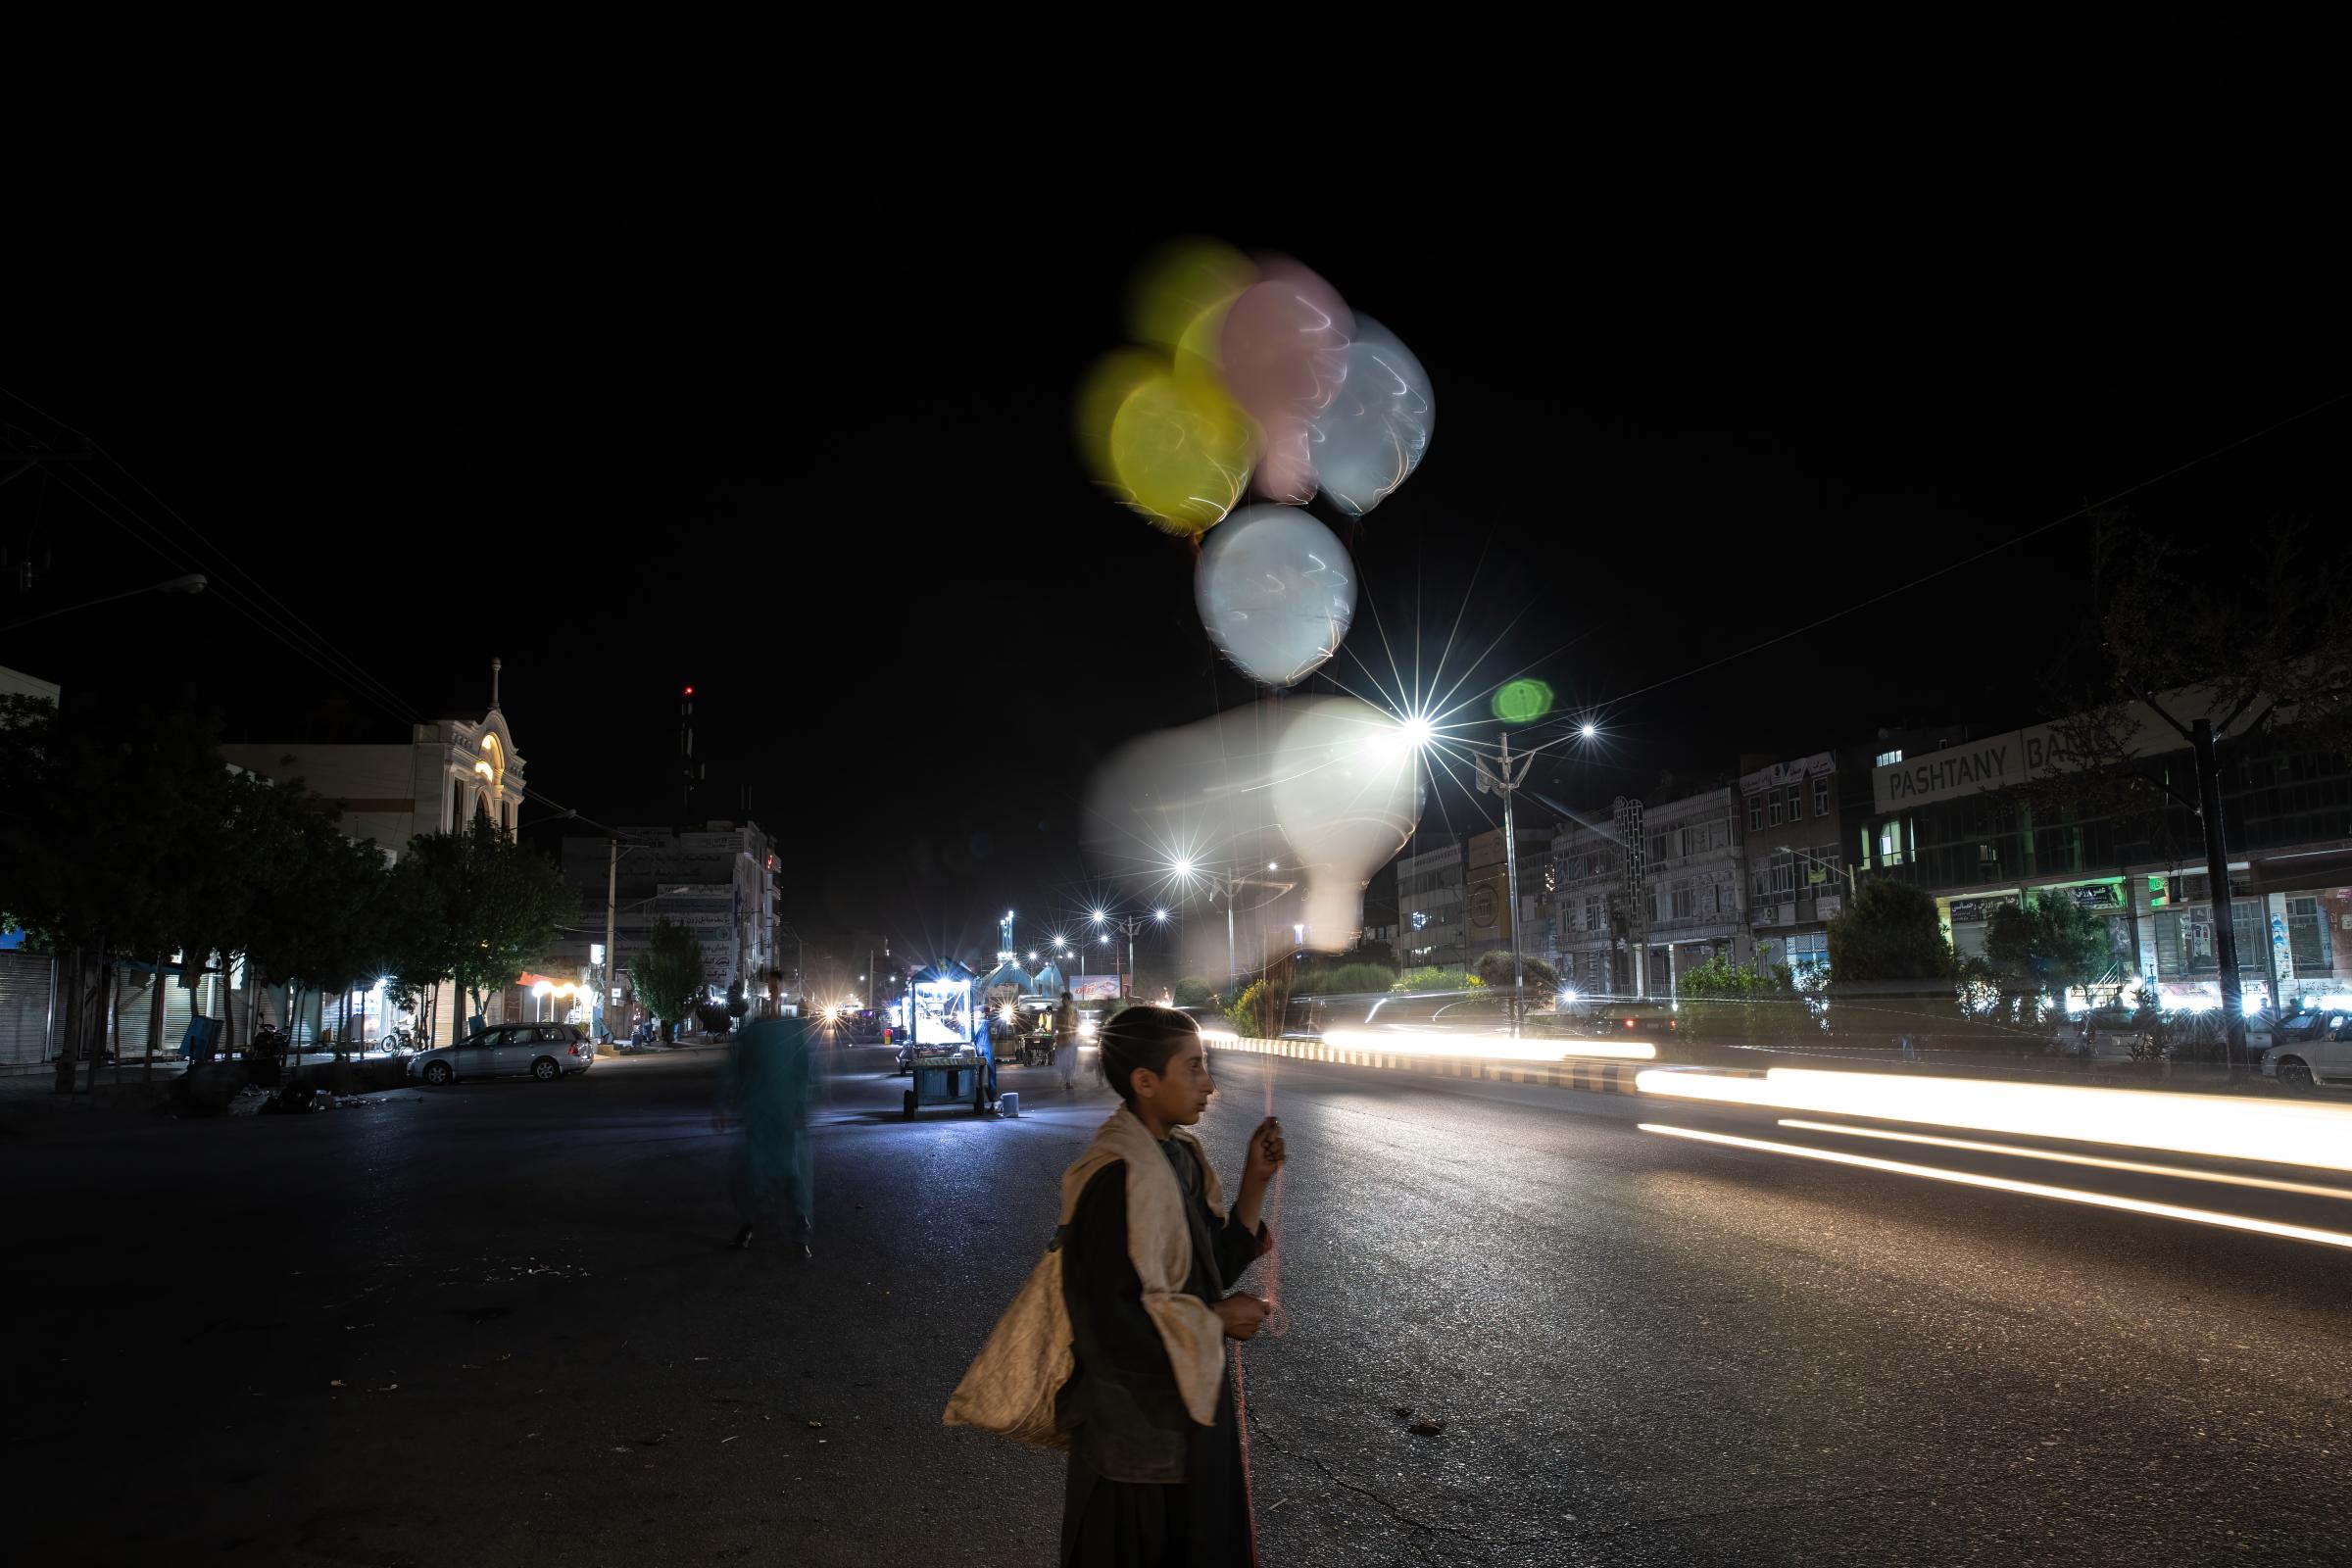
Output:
1580,722,1598,740
1172,858,1196,878
1153,908,1167,921
1091,908,1106,923
1267,860,1279,870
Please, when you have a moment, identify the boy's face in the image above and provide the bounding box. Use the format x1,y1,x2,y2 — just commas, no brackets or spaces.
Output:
1134,1036,1213,1125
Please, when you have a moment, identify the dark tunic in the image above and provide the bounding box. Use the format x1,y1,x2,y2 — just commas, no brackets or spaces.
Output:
1057,1139,1266,1567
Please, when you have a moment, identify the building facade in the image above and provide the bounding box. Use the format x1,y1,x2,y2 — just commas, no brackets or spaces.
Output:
1463,823,1552,962
1737,752,1847,980
556,821,780,1028
1540,788,1751,999
1396,835,1464,964
1854,698,2352,1014
216,677,527,1049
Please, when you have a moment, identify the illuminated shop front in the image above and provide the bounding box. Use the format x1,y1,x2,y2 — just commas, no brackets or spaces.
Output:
1864,698,2352,1018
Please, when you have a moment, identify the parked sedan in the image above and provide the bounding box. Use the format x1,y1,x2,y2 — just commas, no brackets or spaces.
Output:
408,1023,595,1085
2262,1010,2351,1093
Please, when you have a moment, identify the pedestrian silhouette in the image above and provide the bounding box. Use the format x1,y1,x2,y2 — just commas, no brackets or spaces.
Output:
716,968,816,1255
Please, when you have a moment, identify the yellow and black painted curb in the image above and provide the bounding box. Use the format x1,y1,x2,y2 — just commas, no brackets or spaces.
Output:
1212,1035,1642,1095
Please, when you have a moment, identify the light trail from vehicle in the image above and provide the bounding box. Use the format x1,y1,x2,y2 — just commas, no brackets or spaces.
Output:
1634,1066,2352,1172
1323,1028,1655,1063
1775,1119,2352,1201
1638,1123,2352,1251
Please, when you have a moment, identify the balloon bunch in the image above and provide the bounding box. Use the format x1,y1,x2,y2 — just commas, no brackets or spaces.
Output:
1076,240,1436,689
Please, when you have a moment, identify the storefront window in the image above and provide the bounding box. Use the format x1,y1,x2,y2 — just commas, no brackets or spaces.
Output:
2155,902,2264,978
2286,896,2333,973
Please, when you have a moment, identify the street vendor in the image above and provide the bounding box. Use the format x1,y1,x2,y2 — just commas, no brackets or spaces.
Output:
1054,1006,1285,1564
1054,989,1082,1094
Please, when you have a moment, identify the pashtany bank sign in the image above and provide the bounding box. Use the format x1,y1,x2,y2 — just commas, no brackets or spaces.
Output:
1875,727,2085,812
1872,684,2250,815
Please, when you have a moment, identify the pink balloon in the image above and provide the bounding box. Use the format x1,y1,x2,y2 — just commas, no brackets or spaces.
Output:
1218,261,1353,504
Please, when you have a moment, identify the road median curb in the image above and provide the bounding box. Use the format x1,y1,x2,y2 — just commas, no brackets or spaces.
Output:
1216,1035,1642,1095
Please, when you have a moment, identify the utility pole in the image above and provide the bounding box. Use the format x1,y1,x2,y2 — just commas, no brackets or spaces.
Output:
604,837,619,1038
1477,732,1535,1034
2191,717,2249,1075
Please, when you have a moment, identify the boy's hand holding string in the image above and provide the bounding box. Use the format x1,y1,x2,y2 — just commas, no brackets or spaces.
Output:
1215,1116,1286,1341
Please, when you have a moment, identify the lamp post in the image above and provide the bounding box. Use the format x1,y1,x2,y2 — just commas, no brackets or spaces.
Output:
1090,909,1163,1000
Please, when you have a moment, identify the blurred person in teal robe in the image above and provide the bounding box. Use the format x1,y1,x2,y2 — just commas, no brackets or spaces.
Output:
715,968,817,1255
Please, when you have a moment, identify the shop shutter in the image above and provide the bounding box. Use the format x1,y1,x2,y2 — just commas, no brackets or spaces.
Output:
0,950,58,1068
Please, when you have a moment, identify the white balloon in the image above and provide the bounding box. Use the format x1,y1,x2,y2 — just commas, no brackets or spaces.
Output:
1309,318,1434,516
1268,696,1425,949
1080,697,1425,961
1196,505,1355,688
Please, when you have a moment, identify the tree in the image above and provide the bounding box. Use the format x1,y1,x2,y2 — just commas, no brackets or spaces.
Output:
242,791,389,1073
1474,950,1558,992
378,834,468,1049
1826,881,1954,982
1311,960,1398,996
1224,977,1284,1040
2031,507,2352,1071
1392,964,1470,993
1171,975,1217,1008
631,917,704,1043
0,693,239,1090
1979,896,2119,1028
438,814,575,1031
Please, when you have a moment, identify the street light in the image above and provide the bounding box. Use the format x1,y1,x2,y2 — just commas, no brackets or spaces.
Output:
1,572,207,633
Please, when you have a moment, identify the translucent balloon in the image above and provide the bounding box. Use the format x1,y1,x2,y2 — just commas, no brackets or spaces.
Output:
1196,506,1355,687
1082,698,1424,963
1219,262,1353,504
1268,696,1424,949
1309,318,1435,516
1128,238,1256,356
1076,349,1254,535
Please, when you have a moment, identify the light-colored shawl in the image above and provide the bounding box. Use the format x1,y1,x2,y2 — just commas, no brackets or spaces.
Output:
943,1103,1229,1446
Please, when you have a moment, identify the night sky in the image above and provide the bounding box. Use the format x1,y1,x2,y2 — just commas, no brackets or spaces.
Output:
8,178,2343,956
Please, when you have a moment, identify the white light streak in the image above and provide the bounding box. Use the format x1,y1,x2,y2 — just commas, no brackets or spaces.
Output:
1775,1119,2352,1202
1639,1122,2352,1252
1634,1066,2352,1174
1325,1028,1655,1063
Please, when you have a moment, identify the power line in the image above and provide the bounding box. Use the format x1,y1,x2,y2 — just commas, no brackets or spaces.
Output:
1510,388,2352,739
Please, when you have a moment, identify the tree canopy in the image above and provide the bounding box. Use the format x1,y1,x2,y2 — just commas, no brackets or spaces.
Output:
630,916,705,1040
1977,895,2119,1025
1826,881,1954,982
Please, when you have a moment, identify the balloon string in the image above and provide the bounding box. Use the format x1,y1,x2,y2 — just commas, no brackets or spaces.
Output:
1234,1342,1262,1566
1257,1053,1286,1334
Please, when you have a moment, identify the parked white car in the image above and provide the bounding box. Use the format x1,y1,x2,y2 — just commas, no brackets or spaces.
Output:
2261,1011,2350,1093
408,1023,595,1085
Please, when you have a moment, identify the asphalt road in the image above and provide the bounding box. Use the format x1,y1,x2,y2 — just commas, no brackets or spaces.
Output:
2,1045,2346,1566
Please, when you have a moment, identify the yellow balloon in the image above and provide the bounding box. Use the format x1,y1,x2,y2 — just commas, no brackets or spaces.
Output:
1074,349,1253,535
1127,238,1255,355
1107,372,1253,535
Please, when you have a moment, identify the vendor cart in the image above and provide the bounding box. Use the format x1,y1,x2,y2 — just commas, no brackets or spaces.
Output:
905,1049,989,1116
903,974,989,1117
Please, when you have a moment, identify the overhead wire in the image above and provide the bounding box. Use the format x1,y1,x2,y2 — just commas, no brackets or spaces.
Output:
1511,386,2352,744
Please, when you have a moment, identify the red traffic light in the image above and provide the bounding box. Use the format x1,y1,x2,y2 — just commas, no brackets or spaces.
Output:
683,685,696,696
